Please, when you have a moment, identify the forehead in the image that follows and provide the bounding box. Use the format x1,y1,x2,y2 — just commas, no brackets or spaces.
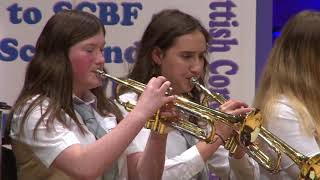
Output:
74,31,105,47
171,31,207,52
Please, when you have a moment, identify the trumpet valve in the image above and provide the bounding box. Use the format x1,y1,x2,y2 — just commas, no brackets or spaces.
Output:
225,137,238,154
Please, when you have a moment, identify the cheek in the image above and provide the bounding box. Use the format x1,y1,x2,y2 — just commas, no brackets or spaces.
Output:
200,62,205,74
70,54,93,77
164,63,185,78
161,65,183,85
160,63,175,79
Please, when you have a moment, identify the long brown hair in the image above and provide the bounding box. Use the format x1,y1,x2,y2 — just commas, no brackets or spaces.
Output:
254,10,320,136
128,9,210,102
7,10,122,139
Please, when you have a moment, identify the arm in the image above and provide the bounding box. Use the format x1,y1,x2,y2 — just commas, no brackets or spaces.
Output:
118,91,170,180
52,108,155,180
127,132,168,180
228,154,260,180
53,77,174,179
14,104,148,180
209,99,260,180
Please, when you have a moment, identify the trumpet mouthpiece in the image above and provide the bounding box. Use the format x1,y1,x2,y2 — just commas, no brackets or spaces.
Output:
190,77,199,85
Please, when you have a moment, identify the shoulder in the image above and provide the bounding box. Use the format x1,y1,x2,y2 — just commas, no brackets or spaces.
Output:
10,95,66,136
116,91,138,115
269,95,298,121
272,95,291,110
118,91,138,102
12,95,50,121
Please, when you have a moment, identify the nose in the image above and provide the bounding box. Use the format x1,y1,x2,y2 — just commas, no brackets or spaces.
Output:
96,50,105,65
190,57,204,76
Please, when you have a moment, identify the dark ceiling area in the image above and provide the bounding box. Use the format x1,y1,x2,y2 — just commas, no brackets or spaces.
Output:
273,0,320,39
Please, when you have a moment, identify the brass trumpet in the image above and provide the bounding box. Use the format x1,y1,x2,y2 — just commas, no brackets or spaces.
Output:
96,70,257,144
191,77,320,179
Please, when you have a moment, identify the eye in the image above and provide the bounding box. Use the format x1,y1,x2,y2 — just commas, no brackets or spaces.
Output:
181,53,193,59
199,54,205,60
100,48,104,54
85,48,94,53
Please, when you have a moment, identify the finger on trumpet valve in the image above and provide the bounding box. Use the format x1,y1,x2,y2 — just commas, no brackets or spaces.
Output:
165,87,173,96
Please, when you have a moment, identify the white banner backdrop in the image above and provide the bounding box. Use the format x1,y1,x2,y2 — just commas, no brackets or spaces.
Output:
0,0,258,106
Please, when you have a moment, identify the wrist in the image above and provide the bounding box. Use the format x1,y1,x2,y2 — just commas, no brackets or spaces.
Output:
231,146,246,159
150,131,168,138
215,133,226,146
129,108,148,125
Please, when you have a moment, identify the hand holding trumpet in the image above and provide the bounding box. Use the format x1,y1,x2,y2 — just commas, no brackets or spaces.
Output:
217,99,255,158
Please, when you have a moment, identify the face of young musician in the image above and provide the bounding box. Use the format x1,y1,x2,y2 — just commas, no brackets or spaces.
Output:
153,30,206,95
69,30,105,97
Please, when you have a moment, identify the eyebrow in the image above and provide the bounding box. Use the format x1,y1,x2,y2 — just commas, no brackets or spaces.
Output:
83,42,106,48
180,50,206,54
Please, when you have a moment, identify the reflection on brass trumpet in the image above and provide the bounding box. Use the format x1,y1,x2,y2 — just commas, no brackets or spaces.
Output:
261,128,320,179
96,69,255,144
191,77,320,179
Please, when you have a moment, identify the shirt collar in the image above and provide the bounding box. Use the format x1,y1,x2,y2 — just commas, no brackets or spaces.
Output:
73,91,97,107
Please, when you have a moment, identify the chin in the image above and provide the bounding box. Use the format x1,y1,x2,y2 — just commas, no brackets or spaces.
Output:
90,80,102,89
95,81,103,88
186,84,194,93
179,87,193,95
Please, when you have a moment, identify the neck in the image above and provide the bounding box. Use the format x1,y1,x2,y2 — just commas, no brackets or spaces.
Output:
74,89,90,100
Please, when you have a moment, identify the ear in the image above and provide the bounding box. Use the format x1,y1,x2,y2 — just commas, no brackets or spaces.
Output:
151,47,163,65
